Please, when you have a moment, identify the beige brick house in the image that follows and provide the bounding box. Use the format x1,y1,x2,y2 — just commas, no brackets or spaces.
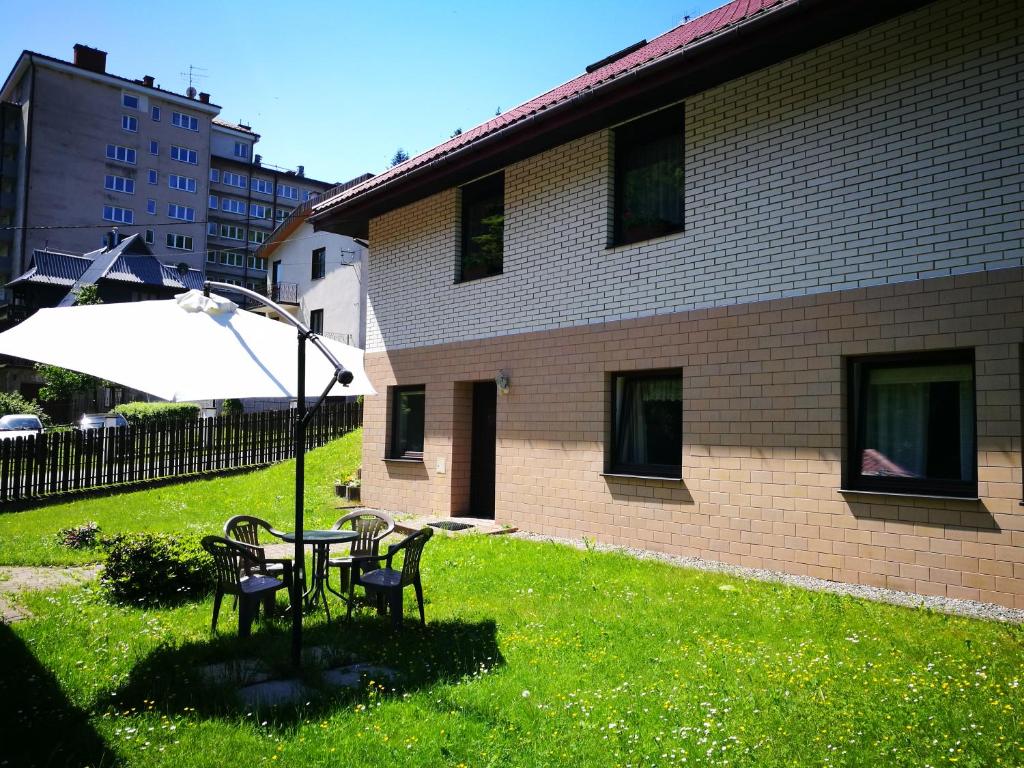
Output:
312,0,1024,608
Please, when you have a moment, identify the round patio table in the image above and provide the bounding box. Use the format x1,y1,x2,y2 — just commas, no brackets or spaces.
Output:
280,529,357,620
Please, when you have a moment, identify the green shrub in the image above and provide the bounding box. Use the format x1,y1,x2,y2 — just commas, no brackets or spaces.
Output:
57,522,100,549
99,533,213,605
111,401,200,425
220,398,244,416
0,392,50,425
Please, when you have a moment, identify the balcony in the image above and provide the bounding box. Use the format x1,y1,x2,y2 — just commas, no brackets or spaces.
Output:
271,282,298,305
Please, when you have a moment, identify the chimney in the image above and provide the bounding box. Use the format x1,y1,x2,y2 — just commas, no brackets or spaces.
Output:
254,154,262,166
142,75,155,87
105,227,118,251
73,44,107,74
199,92,210,104
297,165,305,177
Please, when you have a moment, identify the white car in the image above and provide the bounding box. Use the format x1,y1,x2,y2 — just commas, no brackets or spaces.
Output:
0,414,44,439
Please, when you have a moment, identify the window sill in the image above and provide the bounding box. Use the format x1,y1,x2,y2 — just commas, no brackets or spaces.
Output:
454,270,504,286
601,472,683,482
382,457,424,464
604,227,685,252
838,488,979,502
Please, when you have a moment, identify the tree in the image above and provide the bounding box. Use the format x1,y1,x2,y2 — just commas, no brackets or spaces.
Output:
390,148,410,167
35,284,109,409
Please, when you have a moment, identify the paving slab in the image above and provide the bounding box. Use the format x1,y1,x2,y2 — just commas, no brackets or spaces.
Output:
236,679,313,708
198,659,273,686
323,663,398,690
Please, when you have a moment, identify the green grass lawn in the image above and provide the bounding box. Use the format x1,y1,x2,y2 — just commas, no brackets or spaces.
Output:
1,431,1022,767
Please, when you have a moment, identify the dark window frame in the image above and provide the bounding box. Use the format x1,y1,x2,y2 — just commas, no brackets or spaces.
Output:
846,349,978,498
608,368,683,478
613,104,685,247
308,308,323,335
311,247,326,280
389,384,426,461
458,171,504,283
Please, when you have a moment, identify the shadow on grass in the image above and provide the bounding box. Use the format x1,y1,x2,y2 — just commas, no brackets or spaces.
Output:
101,612,503,725
0,622,118,767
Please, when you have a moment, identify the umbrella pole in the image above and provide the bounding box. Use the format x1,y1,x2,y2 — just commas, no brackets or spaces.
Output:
292,333,306,670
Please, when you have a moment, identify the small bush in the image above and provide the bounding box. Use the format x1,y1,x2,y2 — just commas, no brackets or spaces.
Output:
0,392,50,425
100,533,213,605
220,398,244,416
111,401,201,426
57,522,100,549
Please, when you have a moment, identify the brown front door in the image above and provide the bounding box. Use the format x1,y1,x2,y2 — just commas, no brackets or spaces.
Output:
470,381,497,518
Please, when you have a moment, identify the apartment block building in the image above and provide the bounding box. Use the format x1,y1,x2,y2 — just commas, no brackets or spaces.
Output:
0,44,333,314
206,120,333,294
312,0,1024,608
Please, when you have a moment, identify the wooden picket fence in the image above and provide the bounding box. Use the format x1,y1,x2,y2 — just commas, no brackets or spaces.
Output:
0,401,362,503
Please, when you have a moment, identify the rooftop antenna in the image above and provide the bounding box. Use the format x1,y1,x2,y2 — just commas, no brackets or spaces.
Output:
179,64,208,96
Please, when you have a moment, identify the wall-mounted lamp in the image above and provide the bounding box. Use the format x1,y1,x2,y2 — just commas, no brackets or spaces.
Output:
495,369,511,395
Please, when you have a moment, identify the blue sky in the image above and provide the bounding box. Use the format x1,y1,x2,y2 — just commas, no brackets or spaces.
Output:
1,0,719,185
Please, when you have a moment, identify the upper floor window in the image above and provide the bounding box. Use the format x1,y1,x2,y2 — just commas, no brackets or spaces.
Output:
170,145,198,164
104,174,134,194
122,93,139,109
613,105,685,246
102,205,134,224
106,144,136,165
209,194,218,209
151,105,161,121
249,230,269,244
248,255,267,271
250,203,270,219
147,169,158,185
609,370,682,478
168,203,196,222
121,115,138,132
146,198,157,215
277,184,298,200
210,168,220,183
171,112,199,131
149,140,159,156
847,350,976,498
275,208,288,222
166,233,193,251
304,190,319,202
251,178,273,195
311,247,326,280
145,228,155,244
223,171,247,188
168,174,197,193
459,171,504,282
308,309,323,335
222,198,246,215
233,141,249,158
219,224,244,240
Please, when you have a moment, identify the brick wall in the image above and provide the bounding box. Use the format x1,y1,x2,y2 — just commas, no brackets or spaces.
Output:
364,269,1024,609
366,0,1023,353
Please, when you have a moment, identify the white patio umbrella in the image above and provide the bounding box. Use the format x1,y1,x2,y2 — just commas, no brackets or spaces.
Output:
0,286,375,667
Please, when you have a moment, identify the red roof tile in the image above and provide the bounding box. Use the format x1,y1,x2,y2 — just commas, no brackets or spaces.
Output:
313,0,793,214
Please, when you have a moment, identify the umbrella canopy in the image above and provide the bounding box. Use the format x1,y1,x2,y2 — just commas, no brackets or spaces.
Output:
0,290,375,400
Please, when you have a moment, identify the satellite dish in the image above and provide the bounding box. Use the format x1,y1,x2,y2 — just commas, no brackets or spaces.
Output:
186,86,197,99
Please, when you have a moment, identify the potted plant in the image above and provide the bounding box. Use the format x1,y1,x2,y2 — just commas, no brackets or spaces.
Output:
345,477,361,503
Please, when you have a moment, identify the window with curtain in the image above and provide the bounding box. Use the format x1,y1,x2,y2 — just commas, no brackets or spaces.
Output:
614,105,685,246
459,171,504,282
610,370,682,477
848,351,976,497
390,385,425,460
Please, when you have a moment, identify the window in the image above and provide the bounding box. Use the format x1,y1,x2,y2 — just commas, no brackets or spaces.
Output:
251,178,273,194
218,251,243,267
311,247,325,280
104,174,134,194
151,105,161,121
148,169,158,185
206,251,218,264
247,255,267,271
389,385,425,460
210,168,220,183
168,203,195,222
166,233,193,251
207,222,218,235
149,140,158,155
171,111,199,131
275,208,288,222
233,141,248,158
609,370,682,478
168,174,197,193
122,115,138,132
304,190,318,202
209,194,218,209
222,198,246,215
249,230,268,244
223,171,247,188
170,145,198,164
250,203,269,219
613,105,685,246
219,224,244,240
459,171,504,282
847,351,976,497
277,184,298,200
146,198,156,215
102,205,134,224
272,260,282,283
308,309,323,335
106,144,137,164
122,93,139,109
145,228,155,244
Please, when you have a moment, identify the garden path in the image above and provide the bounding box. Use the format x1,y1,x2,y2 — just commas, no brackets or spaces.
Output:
0,565,99,622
